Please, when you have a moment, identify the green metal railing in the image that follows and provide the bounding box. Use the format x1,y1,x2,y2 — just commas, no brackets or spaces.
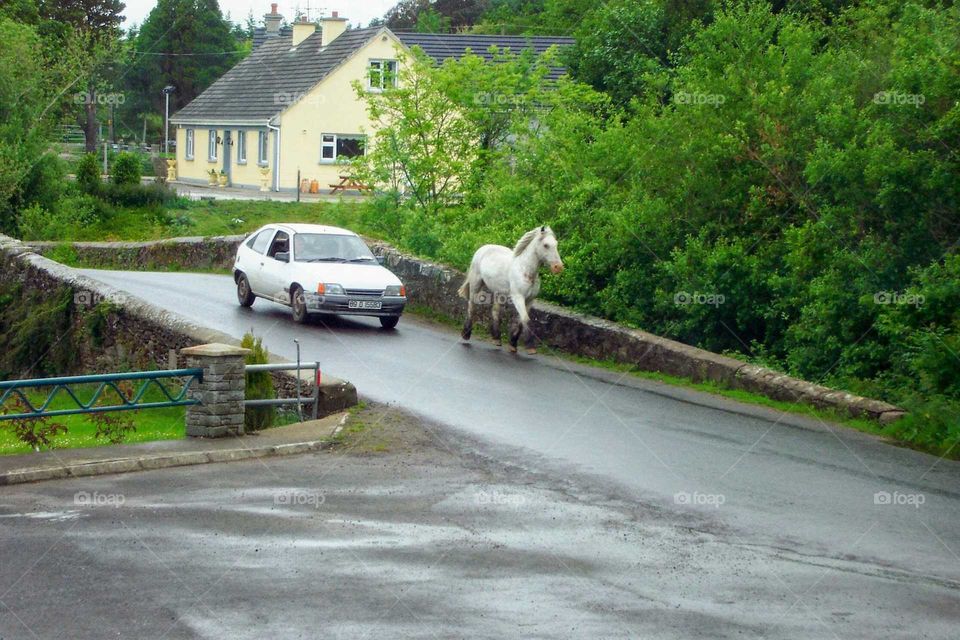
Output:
0,369,203,421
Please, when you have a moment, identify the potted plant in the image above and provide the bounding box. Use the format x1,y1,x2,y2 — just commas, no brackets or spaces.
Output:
207,169,218,186
218,169,228,187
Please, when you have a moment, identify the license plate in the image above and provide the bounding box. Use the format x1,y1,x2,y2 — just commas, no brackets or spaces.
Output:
348,300,382,310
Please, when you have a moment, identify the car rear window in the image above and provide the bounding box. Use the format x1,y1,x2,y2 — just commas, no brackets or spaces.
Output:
248,230,273,254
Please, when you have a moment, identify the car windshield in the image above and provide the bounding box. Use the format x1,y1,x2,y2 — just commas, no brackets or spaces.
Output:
293,233,375,263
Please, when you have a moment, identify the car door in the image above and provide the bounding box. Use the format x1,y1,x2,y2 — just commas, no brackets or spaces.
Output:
244,228,277,295
260,230,292,302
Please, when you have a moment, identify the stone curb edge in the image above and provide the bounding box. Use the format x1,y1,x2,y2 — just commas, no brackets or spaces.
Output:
0,438,335,487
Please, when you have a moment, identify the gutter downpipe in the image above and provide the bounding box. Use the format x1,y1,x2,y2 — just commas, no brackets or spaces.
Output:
267,119,281,192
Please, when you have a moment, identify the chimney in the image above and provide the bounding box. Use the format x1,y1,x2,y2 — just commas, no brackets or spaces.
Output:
264,3,282,37
320,11,347,47
292,18,315,47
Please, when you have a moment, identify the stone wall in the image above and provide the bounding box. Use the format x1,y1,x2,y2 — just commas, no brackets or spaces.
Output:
24,235,904,423
0,234,356,418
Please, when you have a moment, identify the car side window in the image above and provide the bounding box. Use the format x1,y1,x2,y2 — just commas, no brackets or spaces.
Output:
249,230,273,255
267,231,289,259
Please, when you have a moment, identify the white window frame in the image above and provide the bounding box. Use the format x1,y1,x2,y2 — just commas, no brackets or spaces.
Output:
236,131,247,164
257,131,269,166
207,129,217,161
319,133,365,163
368,59,398,91
185,129,194,160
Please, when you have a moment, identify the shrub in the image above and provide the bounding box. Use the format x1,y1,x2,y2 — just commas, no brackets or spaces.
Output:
75,153,102,193
111,152,142,186
241,333,275,431
98,182,178,207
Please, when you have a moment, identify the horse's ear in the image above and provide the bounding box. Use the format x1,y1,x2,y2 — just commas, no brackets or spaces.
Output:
540,225,546,233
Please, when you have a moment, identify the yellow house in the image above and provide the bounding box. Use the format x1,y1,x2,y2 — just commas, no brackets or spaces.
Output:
170,5,573,193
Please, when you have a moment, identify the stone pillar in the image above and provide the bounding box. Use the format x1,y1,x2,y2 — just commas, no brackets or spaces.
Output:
181,343,250,438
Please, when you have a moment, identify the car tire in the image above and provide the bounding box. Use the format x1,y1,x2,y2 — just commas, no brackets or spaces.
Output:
291,285,308,324
237,273,255,307
379,316,399,330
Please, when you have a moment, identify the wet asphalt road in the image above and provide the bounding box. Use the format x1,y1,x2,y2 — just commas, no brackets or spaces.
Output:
11,267,950,636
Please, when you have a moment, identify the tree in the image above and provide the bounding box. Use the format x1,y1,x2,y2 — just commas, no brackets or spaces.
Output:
0,14,89,232
38,0,125,152
128,0,240,118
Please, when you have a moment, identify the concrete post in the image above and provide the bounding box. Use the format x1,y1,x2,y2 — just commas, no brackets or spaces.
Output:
181,343,251,438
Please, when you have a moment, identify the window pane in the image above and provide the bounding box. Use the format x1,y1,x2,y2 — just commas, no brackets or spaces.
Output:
250,230,272,254
336,137,363,158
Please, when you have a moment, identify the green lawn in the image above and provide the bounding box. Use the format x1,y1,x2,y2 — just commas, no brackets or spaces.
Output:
0,384,186,456
69,198,368,242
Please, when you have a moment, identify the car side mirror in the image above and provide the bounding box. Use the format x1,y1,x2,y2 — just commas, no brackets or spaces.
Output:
376,256,385,265
274,251,289,262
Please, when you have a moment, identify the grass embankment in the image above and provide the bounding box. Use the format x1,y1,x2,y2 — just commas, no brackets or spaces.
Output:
0,386,186,456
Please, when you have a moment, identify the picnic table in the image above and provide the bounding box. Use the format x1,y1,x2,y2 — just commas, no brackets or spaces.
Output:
329,175,373,195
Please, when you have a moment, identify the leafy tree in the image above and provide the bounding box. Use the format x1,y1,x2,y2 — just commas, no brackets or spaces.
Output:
110,151,141,185
127,0,241,116
38,0,125,152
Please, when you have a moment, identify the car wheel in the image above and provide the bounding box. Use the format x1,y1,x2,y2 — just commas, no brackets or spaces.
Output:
379,316,399,330
237,273,255,307
291,285,308,324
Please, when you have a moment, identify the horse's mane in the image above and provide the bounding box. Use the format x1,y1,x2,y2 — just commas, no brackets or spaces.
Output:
513,226,553,256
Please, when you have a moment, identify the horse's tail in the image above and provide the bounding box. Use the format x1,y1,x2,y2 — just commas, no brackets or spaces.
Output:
459,251,478,299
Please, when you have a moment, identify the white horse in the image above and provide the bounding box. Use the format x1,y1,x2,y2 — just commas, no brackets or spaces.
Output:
458,225,564,354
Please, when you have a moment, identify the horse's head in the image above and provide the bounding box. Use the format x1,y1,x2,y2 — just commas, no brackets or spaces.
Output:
535,225,564,274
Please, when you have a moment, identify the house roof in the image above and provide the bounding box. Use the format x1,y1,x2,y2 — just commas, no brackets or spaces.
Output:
171,27,574,125
393,32,574,80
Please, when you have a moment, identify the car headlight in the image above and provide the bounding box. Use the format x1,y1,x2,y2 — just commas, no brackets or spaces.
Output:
384,285,406,297
317,283,345,295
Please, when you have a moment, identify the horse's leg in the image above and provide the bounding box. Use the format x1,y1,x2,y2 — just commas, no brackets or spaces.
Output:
524,298,538,355
490,300,502,346
461,283,475,341
508,291,528,353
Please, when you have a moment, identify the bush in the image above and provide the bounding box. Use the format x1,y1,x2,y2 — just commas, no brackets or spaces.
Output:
111,152,142,186
16,194,112,240
98,182,178,207
241,333,275,431
75,153,101,193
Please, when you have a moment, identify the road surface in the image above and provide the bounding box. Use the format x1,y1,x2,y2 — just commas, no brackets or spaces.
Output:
68,268,960,635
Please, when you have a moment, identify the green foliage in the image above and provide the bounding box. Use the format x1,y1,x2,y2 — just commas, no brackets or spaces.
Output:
241,333,275,431
76,153,102,192
110,152,142,185
0,397,68,452
360,0,960,450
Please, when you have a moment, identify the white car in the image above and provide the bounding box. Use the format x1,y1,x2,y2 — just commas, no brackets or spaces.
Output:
233,223,406,328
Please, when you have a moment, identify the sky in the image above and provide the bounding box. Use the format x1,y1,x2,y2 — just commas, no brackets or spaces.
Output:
120,0,396,29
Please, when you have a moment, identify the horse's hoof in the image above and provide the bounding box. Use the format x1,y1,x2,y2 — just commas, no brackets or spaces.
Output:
508,345,517,353
526,348,537,355
461,329,472,341
492,340,502,347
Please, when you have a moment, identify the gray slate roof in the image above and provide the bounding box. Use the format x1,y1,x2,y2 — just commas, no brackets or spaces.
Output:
171,28,574,124
394,32,574,80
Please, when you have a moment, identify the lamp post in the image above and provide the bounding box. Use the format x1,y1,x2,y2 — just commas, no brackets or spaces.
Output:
162,85,175,154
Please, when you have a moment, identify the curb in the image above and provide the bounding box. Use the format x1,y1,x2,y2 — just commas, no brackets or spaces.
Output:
0,438,334,487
